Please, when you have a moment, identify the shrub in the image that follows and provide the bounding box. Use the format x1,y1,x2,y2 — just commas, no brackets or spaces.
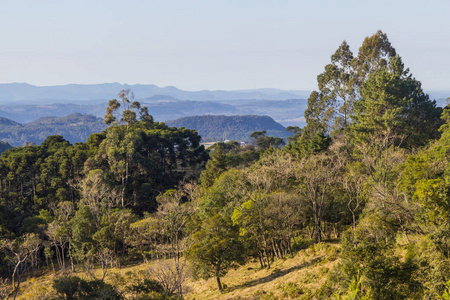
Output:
53,276,123,300
279,282,303,299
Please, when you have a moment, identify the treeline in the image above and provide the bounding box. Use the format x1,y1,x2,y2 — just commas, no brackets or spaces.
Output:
0,30,449,300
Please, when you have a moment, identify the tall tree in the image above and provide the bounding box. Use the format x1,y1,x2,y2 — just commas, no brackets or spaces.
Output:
199,145,226,189
104,89,153,129
303,30,397,137
306,41,355,134
352,30,396,86
352,55,442,148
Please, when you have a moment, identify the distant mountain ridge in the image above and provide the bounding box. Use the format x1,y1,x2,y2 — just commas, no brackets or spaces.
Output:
0,83,311,103
166,115,291,142
0,116,21,127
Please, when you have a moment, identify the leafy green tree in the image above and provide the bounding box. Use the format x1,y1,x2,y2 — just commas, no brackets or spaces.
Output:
207,140,260,169
70,206,97,273
302,30,399,138
95,116,207,213
304,41,355,136
352,30,396,86
337,216,420,300
250,130,284,151
188,214,245,293
232,165,276,269
199,145,225,189
107,209,137,266
128,216,165,262
46,220,71,274
286,126,302,144
353,55,442,148
199,169,245,219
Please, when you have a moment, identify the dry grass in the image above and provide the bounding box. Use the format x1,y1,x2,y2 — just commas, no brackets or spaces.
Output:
184,242,341,300
14,241,341,299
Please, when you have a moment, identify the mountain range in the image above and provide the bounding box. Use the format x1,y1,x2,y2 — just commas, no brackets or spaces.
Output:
0,113,291,146
0,83,311,104
0,83,447,138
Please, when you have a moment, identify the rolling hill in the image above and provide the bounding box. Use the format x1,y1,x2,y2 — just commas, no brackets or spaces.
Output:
166,115,291,142
0,113,106,146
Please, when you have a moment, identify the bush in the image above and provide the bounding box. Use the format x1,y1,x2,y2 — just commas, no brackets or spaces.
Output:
125,275,178,300
331,221,422,300
53,276,123,300
128,278,165,294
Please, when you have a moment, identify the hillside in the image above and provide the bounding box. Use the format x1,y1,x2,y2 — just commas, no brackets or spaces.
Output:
166,115,291,142
15,241,340,300
0,113,106,146
0,116,21,127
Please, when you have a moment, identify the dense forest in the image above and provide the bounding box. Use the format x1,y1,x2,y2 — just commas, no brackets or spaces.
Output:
0,30,450,300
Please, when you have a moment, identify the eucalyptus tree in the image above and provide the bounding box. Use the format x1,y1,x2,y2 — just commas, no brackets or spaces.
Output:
303,30,398,137
104,89,153,129
304,41,355,137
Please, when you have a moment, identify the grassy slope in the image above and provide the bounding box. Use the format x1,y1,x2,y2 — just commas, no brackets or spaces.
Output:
16,241,340,300
185,242,340,300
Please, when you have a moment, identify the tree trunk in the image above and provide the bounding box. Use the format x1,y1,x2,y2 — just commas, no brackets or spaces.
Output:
13,275,20,300
216,276,223,293
258,254,264,269
352,211,356,231
314,214,322,243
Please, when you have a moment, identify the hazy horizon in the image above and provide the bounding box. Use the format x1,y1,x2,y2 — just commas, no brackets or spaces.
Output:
0,0,449,92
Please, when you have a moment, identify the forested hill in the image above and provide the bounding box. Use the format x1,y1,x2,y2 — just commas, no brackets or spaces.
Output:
0,113,106,146
166,115,291,142
0,116,21,126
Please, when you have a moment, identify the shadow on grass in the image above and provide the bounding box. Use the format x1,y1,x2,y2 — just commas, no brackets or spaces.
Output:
227,256,323,292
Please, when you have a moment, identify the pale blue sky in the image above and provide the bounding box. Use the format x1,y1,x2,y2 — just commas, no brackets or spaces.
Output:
0,0,449,91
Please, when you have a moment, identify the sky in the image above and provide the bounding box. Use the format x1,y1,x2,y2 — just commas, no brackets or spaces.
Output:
0,0,449,92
